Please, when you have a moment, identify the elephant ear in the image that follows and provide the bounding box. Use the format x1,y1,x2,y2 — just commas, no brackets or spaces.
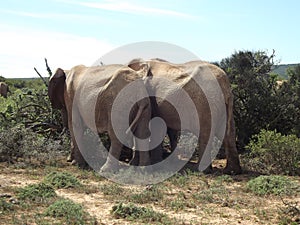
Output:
48,68,66,109
128,58,146,71
136,63,152,79
128,59,152,78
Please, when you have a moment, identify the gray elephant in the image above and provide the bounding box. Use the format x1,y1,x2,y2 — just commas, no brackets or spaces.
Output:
128,59,241,174
48,64,152,172
0,82,9,98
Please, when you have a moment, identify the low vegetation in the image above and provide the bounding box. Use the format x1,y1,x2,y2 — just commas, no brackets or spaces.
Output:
43,171,82,189
43,198,96,225
247,175,298,196
17,183,56,203
111,202,175,224
243,130,300,175
0,162,299,224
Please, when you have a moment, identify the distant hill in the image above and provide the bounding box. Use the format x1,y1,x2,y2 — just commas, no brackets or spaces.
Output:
271,64,299,80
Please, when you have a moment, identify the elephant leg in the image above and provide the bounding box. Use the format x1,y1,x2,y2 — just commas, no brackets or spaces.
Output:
148,120,167,164
134,139,151,166
196,131,213,173
149,129,164,164
68,109,87,168
130,151,139,166
167,128,179,152
223,118,242,174
134,122,151,166
100,131,123,172
150,145,164,164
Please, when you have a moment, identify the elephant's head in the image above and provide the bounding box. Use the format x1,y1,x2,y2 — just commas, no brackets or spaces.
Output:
48,68,66,109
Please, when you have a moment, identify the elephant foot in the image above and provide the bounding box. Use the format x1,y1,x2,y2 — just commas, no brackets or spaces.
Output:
150,156,163,165
139,159,151,166
195,162,213,174
67,154,73,162
202,165,213,174
129,157,139,166
223,164,242,175
70,159,89,169
99,158,122,174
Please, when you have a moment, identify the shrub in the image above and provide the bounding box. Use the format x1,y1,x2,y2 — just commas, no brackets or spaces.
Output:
44,198,96,224
17,183,56,202
0,126,69,165
111,203,171,224
243,130,300,175
43,171,81,189
247,175,297,196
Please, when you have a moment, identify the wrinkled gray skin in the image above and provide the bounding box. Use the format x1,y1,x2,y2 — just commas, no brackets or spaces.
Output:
0,82,9,98
128,59,242,174
48,64,152,172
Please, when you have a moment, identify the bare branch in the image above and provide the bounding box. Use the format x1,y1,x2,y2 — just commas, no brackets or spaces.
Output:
34,67,48,87
45,58,52,77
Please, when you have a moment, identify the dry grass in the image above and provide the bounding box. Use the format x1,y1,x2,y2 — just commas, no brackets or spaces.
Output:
0,160,299,225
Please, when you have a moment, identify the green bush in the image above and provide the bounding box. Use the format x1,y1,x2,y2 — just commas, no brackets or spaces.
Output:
0,126,69,165
243,130,300,175
0,83,65,140
44,198,96,224
111,203,171,224
17,183,56,202
247,175,297,196
43,171,81,189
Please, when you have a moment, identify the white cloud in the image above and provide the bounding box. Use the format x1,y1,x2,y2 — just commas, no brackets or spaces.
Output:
0,9,122,25
69,0,196,19
0,26,114,78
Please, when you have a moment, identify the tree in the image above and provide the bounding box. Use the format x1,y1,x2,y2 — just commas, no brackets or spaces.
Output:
0,76,6,82
219,50,280,149
275,65,300,136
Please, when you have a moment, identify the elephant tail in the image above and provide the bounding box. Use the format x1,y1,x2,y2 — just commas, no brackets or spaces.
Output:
126,103,148,135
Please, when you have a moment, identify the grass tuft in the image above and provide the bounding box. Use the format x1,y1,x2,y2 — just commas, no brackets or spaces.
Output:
43,171,81,189
44,198,96,224
111,202,173,224
17,183,56,202
247,175,297,196
127,185,164,204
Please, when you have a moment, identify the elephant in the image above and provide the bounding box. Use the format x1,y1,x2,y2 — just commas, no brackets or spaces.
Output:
0,82,9,98
48,64,152,172
128,59,242,174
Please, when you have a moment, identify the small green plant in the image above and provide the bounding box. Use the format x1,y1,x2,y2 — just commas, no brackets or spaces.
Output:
247,175,297,196
169,173,189,187
17,183,56,202
111,202,172,224
244,130,300,175
43,171,81,189
0,198,14,214
192,185,229,205
100,183,124,196
167,192,195,211
127,185,163,204
215,175,234,183
44,198,96,224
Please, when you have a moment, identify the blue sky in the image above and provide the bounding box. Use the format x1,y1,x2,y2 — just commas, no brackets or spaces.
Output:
1,0,299,78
